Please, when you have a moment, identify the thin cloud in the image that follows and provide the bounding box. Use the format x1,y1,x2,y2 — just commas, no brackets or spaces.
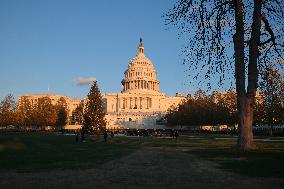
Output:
74,76,96,86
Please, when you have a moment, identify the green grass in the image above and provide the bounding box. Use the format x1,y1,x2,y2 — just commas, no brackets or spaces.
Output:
1,133,284,178
189,140,284,178
0,133,139,170
135,136,284,178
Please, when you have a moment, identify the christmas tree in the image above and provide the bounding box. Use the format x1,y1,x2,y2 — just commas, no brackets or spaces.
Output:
82,81,106,135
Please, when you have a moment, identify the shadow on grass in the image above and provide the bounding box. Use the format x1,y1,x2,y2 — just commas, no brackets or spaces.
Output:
1,133,284,178
139,137,284,178
0,133,140,170
189,141,284,178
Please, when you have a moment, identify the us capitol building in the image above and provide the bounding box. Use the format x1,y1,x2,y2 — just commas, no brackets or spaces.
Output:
102,38,185,129
18,38,185,129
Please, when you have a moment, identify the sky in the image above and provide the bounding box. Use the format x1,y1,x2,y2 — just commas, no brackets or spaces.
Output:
0,0,228,100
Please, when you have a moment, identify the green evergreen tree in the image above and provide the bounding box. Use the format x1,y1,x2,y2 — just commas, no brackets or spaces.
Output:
82,81,106,135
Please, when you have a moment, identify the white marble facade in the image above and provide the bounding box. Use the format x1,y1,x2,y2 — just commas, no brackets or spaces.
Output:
103,38,185,129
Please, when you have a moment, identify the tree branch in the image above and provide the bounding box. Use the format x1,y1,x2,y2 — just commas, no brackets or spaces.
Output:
208,0,234,19
259,14,275,46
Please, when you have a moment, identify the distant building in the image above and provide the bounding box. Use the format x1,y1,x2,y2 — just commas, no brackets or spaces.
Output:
18,94,81,118
199,125,229,131
101,38,185,129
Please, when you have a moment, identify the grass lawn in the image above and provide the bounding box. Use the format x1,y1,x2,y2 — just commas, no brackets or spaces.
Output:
0,133,140,170
141,136,284,178
0,133,284,178
192,140,284,178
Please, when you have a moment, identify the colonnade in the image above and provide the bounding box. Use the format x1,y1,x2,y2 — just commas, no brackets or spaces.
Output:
118,97,152,110
124,80,159,91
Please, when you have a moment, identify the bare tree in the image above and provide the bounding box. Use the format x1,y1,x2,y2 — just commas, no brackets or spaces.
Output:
259,66,284,135
165,0,284,150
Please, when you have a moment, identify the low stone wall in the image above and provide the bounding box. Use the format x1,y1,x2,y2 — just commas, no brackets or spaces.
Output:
64,125,82,130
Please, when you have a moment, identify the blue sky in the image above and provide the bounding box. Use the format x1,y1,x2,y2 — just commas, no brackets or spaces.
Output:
0,0,227,100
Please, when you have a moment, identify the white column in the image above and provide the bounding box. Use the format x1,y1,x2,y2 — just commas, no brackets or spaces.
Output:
139,97,142,109
134,97,137,109
123,98,125,109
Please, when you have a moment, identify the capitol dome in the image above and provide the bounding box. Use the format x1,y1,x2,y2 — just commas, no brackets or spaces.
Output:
121,37,160,93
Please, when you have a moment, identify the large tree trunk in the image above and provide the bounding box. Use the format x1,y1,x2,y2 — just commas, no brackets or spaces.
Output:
237,95,256,149
233,0,261,150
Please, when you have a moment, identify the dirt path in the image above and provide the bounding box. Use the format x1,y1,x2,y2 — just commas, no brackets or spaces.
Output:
1,147,283,189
